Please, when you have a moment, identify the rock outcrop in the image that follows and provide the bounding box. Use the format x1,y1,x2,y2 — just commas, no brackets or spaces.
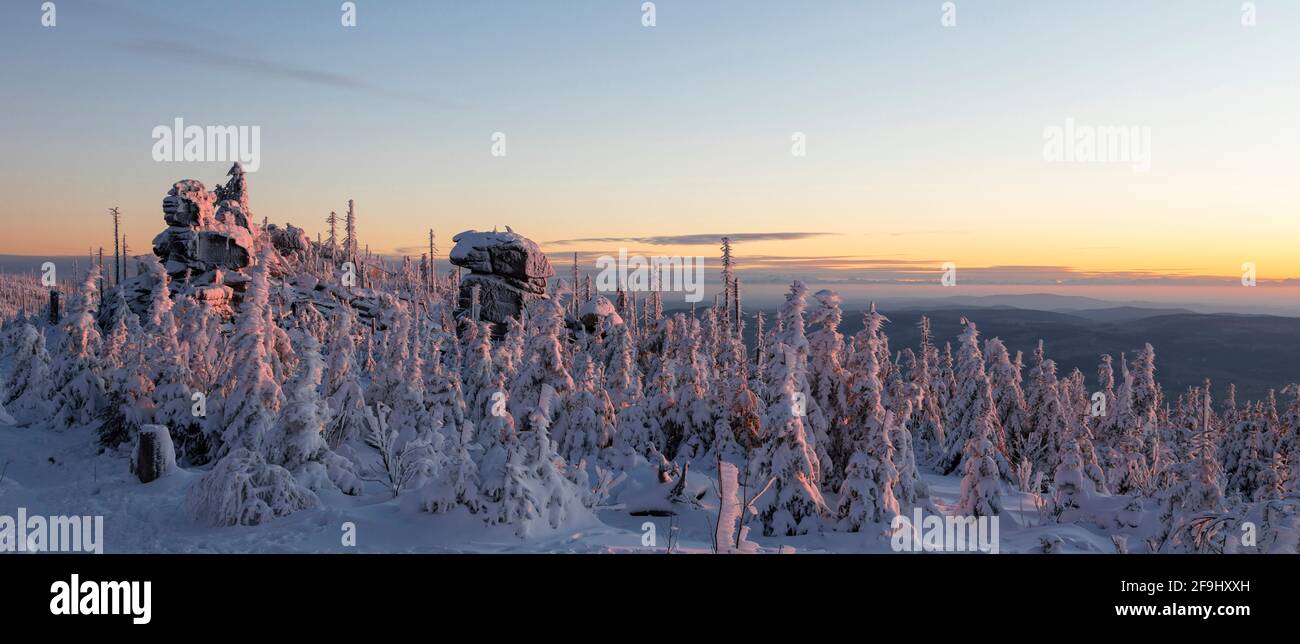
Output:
449,229,554,333
149,163,276,313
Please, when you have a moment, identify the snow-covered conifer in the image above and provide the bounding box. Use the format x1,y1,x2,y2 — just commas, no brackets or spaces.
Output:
51,265,106,428
323,307,368,448
265,332,362,494
984,337,1024,463
956,433,1002,518
755,345,830,536
2,323,54,425
209,258,281,456
937,320,1000,475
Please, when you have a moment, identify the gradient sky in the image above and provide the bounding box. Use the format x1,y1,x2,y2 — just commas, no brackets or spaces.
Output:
2,1,1298,299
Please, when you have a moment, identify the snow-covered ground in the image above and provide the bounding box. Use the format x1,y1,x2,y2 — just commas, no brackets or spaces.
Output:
0,421,1121,554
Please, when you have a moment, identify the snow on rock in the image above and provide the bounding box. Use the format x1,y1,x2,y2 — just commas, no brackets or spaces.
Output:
450,229,554,334
155,165,262,277
449,229,554,280
130,424,177,483
267,223,312,260
578,294,623,333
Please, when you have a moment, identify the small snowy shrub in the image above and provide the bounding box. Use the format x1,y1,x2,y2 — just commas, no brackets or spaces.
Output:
185,448,319,527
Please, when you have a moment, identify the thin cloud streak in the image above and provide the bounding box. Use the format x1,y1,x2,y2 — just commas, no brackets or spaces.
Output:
121,40,459,108
545,232,836,246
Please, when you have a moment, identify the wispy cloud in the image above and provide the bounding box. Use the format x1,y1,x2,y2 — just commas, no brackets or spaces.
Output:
68,0,453,107
546,232,835,246
121,40,458,108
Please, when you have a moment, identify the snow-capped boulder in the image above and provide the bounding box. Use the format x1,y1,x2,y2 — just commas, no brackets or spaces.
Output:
450,229,554,333
449,229,554,282
578,294,623,333
267,223,311,260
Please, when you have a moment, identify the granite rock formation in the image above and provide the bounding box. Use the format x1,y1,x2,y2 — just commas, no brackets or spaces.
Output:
449,229,554,333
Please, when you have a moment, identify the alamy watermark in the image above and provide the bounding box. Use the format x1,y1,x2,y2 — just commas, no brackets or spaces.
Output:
1,507,104,553
50,574,151,625
595,248,706,303
152,118,261,171
1043,117,1151,173
891,508,999,554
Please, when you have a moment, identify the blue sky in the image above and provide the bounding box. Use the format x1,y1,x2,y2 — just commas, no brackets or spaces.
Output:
1,0,1297,309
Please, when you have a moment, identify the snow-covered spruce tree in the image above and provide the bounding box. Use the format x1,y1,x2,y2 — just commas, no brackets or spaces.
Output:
755,344,831,536
494,313,525,385
602,316,642,410
1106,353,1154,494
2,322,54,426
509,299,574,432
956,430,1002,518
490,397,591,537
1218,384,1240,449
705,322,761,468
557,351,617,465
640,320,680,459
937,319,1002,476
207,257,281,457
1061,410,1110,495
808,289,850,482
834,302,901,530
934,341,957,422
96,301,156,449
1059,368,1089,420
1131,343,1161,427
984,337,1025,464
1223,411,1279,503
419,421,485,515
1051,380,1114,520
263,289,298,385
1050,438,1095,524
525,408,592,533
1278,385,1300,471
175,293,221,396
459,317,500,429
1093,354,1120,447
759,281,831,481
365,296,410,408
1022,343,1067,473
475,384,517,505
907,318,945,458
663,314,716,460
613,391,669,469
420,326,470,446
323,306,368,448
379,306,443,488
142,257,202,459
51,265,106,428
264,331,362,495
1156,388,1226,552
885,378,929,509
488,433,542,532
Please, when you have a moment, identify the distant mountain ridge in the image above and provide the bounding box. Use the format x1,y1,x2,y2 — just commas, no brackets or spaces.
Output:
683,300,1299,403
